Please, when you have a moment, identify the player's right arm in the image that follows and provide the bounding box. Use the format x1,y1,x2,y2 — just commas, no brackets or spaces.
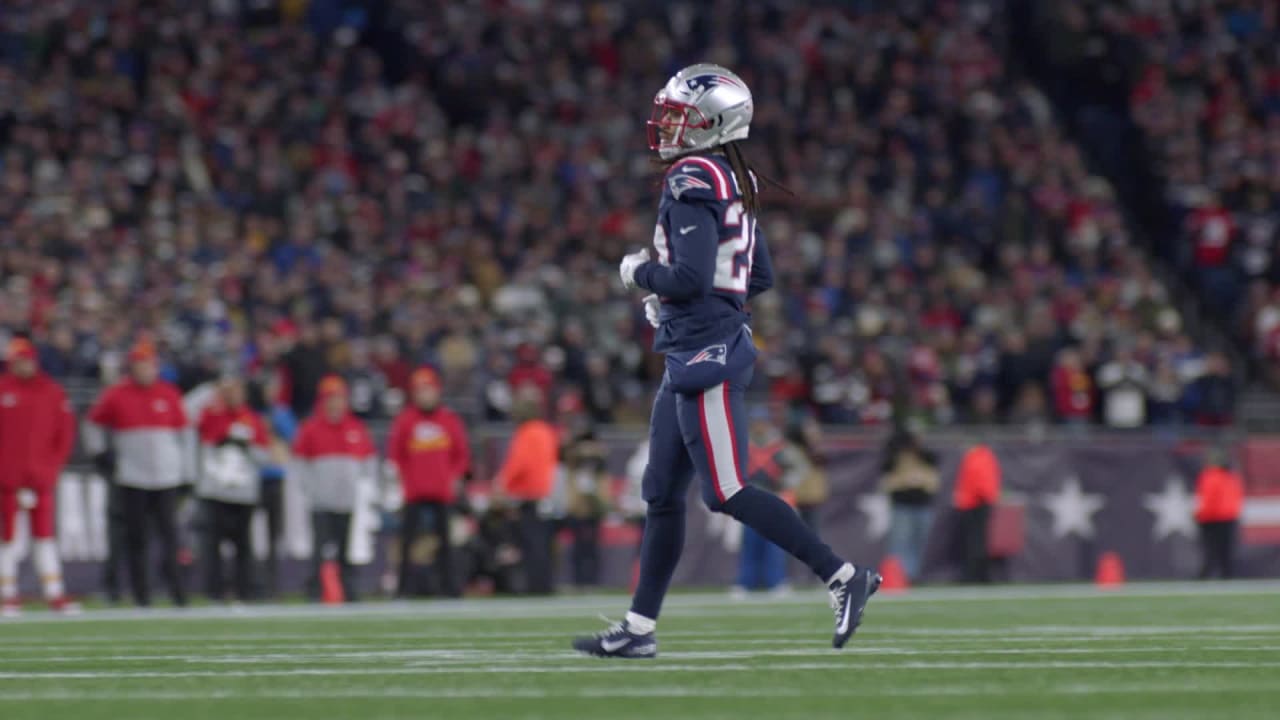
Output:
632,202,718,300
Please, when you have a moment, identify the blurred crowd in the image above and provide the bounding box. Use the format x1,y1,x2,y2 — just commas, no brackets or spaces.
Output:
1048,0,1280,386
0,0,1235,427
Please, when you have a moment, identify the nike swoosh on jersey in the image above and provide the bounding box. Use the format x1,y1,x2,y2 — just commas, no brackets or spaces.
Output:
679,225,697,235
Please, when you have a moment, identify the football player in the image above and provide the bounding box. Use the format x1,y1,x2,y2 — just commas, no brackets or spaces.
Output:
573,64,880,658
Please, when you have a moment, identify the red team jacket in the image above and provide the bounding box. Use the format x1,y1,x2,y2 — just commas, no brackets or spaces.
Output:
197,402,270,449
292,411,376,512
0,372,76,489
86,380,191,490
386,405,470,504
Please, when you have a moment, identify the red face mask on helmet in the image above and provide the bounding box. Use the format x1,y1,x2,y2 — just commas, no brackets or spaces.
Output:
647,95,711,157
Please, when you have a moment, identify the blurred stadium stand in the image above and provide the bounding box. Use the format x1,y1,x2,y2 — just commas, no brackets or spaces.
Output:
1,0,1274,430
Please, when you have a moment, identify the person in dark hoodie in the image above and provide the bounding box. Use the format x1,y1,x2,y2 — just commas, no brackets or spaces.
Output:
880,428,940,582
283,320,329,420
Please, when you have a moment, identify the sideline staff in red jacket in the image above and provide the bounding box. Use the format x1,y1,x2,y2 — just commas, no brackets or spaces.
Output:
196,377,270,602
1194,450,1244,580
386,367,470,597
86,340,192,607
292,376,376,601
952,443,1001,584
0,339,76,615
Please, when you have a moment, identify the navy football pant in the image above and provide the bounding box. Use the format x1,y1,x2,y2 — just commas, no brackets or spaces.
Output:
630,367,844,620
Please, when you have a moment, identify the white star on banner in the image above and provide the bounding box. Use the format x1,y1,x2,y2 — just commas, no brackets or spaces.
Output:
857,493,891,541
1143,476,1198,541
1042,476,1106,539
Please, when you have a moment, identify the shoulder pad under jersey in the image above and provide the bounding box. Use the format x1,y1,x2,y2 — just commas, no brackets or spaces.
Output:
666,156,734,203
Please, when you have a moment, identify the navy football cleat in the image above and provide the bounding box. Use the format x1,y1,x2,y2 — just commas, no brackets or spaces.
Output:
572,620,658,659
829,567,882,649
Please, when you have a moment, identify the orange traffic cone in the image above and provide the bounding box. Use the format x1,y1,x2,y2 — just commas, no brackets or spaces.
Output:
1095,551,1125,589
878,555,910,594
320,560,346,604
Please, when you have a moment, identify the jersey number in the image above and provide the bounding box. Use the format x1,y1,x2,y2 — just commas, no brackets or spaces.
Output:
715,201,755,294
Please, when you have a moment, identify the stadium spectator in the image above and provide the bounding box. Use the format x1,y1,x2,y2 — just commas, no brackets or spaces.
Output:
291,375,376,602
787,414,830,534
880,429,940,582
0,338,77,615
386,367,470,598
84,340,192,607
196,376,270,603
1096,345,1150,429
1050,347,1095,426
1185,352,1237,427
1194,450,1244,580
733,408,799,597
556,393,610,589
953,443,1002,584
493,385,559,595
257,372,297,597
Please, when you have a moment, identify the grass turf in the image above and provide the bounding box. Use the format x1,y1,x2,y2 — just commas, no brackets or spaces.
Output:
0,582,1277,720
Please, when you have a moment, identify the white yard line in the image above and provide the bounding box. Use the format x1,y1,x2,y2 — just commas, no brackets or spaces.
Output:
0,681,1271,702
0,640,1259,666
3,581,1278,625
2,659,1279,680
3,644,1270,666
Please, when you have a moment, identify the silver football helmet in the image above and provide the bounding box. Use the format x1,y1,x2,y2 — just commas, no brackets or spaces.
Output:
648,63,753,160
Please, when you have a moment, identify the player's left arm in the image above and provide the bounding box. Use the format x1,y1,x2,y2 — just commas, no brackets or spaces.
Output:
747,223,773,299
632,202,718,300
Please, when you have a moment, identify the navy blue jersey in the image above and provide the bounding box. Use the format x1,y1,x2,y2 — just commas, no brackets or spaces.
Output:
632,153,774,354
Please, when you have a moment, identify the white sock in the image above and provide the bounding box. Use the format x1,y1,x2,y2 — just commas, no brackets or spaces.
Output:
624,611,656,634
825,562,855,587
0,543,17,601
33,540,64,600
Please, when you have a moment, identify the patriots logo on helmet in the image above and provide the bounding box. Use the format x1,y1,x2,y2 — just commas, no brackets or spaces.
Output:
685,74,744,93
668,172,712,199
687,343,728,366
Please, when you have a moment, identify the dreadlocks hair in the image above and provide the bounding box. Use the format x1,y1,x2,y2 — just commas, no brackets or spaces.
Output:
721,141,791,216
655,141,791,214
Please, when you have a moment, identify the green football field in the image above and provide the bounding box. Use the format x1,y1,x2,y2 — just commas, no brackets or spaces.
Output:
1,582,1277,720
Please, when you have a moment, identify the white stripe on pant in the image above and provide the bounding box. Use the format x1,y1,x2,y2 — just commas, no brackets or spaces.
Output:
698,382,743,503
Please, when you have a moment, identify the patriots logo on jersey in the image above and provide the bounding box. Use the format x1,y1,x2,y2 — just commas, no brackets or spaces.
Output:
686,343,728,366
668,172,712,199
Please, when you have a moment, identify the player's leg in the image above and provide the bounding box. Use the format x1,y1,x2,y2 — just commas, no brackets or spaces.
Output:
229,503,254,602
396,501,422,597
0,487,20,614
29,486,73,611
431,502,460,598
203,500,225,600
261,479,283,597
628,379,695,625
103,483,126,603
334,511,356,601
121,486,152,606
677,375,880,648
152,488,187,607
573,379,689,658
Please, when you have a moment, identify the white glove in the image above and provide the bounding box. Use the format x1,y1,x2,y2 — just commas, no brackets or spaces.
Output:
642,294,661,328
619,248,650,290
